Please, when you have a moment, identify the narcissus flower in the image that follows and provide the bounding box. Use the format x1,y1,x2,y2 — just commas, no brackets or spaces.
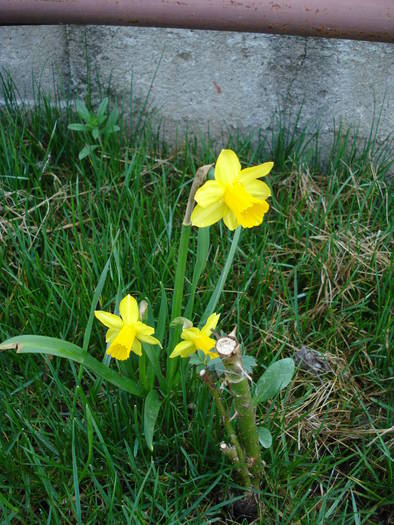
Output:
191,149,272,230
94,294,161,361
170,313,220,359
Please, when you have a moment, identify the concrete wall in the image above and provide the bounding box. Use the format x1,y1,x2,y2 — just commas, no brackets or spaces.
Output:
1,25,393,148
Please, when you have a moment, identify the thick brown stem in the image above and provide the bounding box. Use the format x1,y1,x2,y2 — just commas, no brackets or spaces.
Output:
216,329,263,488
200,369,251,489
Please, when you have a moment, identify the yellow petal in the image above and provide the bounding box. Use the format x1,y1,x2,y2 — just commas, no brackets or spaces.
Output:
238,200,269,228
224,182,254,215
201,313,220,336
137,333,162,347
207,350,219,359
131,321,161,346
135,321,155,336
119,294,139,325
240,161,273,183
195,180,224,208
105,327,119,343
181,327,201,342
194,334,216,354
107,325,136,361
191,201,226,228
131,338,142,356
170,340,195,358
214,149,241,186
243,179,271,200
94,310,122,330
223,208,239,231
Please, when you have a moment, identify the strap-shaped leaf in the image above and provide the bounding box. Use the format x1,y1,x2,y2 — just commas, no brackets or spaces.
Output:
0,335,143,397
144,389,162,452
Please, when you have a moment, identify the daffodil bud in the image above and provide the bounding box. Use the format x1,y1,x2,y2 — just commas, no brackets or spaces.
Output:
138,300,148,321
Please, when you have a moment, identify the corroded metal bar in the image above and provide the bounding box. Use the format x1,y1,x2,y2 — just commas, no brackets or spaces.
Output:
1,1,393,43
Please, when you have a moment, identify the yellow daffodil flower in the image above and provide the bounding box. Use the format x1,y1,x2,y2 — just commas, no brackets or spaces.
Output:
191,149,272,230
170,313,220,359
94,294,161,361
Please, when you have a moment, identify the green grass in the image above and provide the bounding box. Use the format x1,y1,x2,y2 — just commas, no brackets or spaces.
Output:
0,71,393,524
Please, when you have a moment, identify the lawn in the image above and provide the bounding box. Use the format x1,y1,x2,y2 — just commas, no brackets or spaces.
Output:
0,73,392,524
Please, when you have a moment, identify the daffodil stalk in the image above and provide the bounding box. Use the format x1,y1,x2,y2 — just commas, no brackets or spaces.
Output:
200,226,241,325
166,164,213,386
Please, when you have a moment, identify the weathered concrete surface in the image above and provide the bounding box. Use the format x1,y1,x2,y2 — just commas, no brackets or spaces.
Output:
1,25,393,148
0,26,70,99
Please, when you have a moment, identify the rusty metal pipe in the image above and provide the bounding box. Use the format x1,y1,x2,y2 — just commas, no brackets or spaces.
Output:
1,1,393,43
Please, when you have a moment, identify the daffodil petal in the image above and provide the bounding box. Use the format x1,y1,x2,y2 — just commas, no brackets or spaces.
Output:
107,325,136,361
223,208,239,231
240,161,273,183
181,327,200,342
105,327,119,343
195,334,216,353
135,321,155,336
214,149,241,186
195,180,224,208
119,294,139,325
243,179,271,200
131,338,142,356
137,333,162,347
94,310,122,330
238,200,269,228
191,202,226,228
201,313,220,336
170,340,195,358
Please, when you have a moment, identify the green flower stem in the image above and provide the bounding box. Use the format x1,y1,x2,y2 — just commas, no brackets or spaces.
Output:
166,165,213,388
185,227,210,319
166,224,192,385
217,333,263,488
200,227,242,326
201,370,251,489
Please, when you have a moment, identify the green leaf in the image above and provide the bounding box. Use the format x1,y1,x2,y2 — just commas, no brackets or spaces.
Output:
185,226,210,318
156,282,168,343
91,127,100,140
253,358,295,405
106,108,120,130
242,355,257,375
0,335,144,397
189,351,204,366
83,252,113,353
258,427,272,448
68,123,88,132
144,390,162,451
96,97,109,120
71,419,82,525
107,124,120,135
78,144,98,160
75,100,91,122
